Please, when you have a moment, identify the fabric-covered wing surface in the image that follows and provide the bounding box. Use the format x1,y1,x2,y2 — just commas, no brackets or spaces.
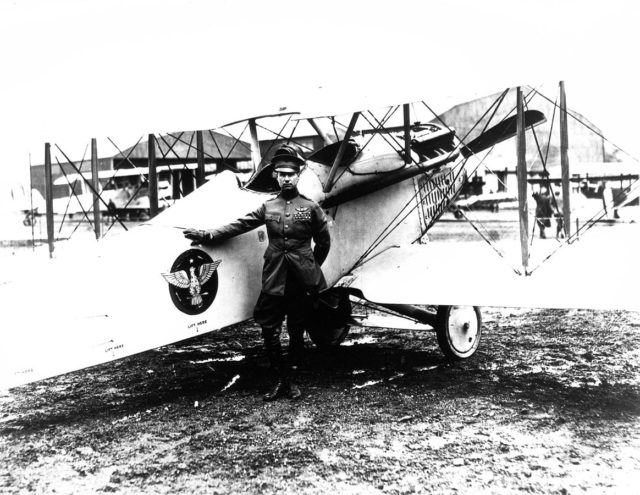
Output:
339,224,640,311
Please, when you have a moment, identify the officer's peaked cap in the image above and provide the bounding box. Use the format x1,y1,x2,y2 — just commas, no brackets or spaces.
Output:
272,144,305,172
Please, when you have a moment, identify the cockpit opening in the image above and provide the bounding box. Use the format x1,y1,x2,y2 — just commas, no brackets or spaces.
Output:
306,140,361,167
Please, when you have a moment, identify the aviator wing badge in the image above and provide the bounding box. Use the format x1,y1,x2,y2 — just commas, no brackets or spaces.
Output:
162,249,222,315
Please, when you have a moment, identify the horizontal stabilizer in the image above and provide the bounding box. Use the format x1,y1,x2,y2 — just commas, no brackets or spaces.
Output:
461,110,546,157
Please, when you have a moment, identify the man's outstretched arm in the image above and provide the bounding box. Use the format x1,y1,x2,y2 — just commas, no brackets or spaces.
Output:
184,204,266,245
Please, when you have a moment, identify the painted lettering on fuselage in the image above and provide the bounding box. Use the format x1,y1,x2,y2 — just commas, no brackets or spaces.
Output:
104,344,124,354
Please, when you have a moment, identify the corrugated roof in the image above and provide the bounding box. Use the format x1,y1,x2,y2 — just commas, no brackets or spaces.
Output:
433,87,607,170
114,130,251,162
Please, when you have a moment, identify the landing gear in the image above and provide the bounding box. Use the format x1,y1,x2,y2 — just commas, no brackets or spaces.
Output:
435,305,482,359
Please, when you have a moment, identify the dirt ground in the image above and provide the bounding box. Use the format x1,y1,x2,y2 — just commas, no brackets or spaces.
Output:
1,306,639,494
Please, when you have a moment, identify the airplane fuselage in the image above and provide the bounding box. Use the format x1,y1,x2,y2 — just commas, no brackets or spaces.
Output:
0,145,466,389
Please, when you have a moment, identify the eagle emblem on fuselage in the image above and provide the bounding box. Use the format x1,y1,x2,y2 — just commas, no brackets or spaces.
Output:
162,249,221,315
162,261,220,306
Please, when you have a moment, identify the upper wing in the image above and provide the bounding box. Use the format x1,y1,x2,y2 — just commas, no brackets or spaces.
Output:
338,225,640,311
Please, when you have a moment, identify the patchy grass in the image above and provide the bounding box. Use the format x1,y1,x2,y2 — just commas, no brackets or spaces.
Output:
1,309,640,494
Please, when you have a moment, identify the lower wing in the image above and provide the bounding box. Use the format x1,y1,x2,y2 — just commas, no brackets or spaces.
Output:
337,224,640,312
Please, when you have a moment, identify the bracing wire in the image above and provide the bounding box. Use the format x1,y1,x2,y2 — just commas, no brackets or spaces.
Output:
351,87,525,271
532,88,640,164
28,153,35,250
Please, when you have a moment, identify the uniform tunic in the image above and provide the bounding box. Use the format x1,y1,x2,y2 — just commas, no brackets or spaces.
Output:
204,191,330,296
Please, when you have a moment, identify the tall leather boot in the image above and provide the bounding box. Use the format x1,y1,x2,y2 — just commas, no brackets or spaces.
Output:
286,326,304,400
261,326,289,401
288,325,306,371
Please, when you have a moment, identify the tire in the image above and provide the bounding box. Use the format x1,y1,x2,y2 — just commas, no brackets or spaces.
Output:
435,305,482,360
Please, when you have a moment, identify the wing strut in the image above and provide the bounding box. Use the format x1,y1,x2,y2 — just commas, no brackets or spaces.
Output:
248,118,262,170
516,87,529,273
44,142,55,258
307,118,333,146
403,103,411,164
323,112,359,192
559,81,572,237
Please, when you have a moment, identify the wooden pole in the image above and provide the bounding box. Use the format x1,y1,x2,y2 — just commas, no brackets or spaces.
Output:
196,130,206,187
248,118,262,171
91,138,102,239
516,87,529,273
559,81,571,237
44,142,55,258
148,134,158,217
181,169,195,196
172,170,181,199
403,103,412,164
324,112,359,192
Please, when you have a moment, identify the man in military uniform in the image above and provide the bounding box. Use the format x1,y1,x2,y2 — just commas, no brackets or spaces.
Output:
183,144,331,401
533,187,554,239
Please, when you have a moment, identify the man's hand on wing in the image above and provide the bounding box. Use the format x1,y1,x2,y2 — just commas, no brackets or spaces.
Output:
183,228,209,245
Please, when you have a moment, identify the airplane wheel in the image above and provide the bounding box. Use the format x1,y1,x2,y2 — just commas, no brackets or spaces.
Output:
307,325,350,348
435,305,482,359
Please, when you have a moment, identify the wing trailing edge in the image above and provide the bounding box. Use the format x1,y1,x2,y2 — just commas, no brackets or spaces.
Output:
339,224,640,312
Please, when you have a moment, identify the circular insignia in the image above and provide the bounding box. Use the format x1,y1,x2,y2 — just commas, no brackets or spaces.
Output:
161,249,221,315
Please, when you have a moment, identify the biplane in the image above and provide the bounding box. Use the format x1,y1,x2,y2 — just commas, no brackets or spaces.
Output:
50,167,179,218
1,83,639,390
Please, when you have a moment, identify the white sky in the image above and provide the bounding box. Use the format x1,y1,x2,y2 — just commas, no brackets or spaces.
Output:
1,0,639,184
